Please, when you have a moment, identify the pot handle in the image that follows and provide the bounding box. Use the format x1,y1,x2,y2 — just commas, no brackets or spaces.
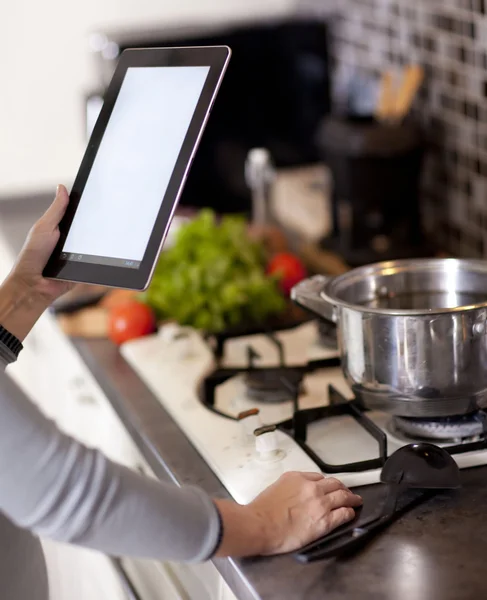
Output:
291,275,337,323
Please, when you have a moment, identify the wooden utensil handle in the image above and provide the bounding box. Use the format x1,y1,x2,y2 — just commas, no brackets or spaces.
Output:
393,64,424,123
374,70,395,123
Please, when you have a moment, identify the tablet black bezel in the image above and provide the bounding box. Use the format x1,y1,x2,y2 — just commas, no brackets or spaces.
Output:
43,46,231,290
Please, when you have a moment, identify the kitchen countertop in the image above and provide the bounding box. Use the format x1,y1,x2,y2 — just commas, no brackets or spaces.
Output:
1,197,484,599
74,337,487,600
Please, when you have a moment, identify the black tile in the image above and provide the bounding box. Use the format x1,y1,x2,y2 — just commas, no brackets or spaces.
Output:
405,6,415,20
398,53,408,66
435,14,454,32
448,70,458,87
479,212,486,232
440,93,455,111
423,64,434,81
411,32,421,48
447,44,457,60
458,152,472,170
420,85,430,102
423,35,436,53
468,101,480,121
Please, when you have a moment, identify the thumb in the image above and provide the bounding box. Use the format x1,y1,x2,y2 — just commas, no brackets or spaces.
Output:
41,184,69,230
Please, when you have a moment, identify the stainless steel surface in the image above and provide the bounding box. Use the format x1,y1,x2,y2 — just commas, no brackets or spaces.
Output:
292,259,487,417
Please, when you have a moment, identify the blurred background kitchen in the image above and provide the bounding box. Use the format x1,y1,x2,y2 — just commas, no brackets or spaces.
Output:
2,0,487,267
2,0,485,270
2,0,487,597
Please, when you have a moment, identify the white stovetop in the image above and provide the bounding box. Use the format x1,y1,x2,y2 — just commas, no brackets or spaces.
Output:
121,322,487,503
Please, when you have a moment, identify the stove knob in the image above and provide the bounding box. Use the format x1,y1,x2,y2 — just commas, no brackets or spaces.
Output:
237,409,262,443
254,425,283,461
160,324,193,359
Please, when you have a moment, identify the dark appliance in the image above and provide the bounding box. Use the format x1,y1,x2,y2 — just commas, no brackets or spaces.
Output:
317,116,433,267
87,19,331,215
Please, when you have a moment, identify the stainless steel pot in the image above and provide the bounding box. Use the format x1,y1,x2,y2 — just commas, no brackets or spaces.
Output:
291,258,487,417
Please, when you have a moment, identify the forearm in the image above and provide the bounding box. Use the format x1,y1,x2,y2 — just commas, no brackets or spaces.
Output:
0,361,221,562
214,499,268,557
0,276,48,341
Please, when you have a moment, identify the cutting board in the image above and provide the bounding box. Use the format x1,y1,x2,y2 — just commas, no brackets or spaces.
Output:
57,307,108,338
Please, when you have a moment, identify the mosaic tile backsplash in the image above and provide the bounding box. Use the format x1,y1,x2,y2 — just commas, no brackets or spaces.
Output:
301,0,487,257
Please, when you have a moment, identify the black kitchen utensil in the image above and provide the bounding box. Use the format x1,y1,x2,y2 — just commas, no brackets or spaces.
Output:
294,443,461,563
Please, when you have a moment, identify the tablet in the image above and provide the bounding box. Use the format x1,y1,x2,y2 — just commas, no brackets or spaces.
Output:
43,46,231,290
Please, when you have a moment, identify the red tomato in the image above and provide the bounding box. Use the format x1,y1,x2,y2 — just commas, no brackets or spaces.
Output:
267,252,307,295
108,301,156,345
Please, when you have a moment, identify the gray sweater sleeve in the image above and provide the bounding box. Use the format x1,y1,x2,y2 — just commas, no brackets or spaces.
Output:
0,342,222,562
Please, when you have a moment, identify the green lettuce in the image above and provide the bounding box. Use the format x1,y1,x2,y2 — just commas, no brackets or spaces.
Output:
142,210,285,332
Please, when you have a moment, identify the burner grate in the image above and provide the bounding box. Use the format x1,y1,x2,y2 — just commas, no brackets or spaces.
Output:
199,326,487,475
275,378,487,473
200,328,339,419
277,385,388,473
244,368,304,403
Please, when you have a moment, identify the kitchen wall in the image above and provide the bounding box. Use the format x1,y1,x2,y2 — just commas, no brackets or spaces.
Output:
311,0,487,257
7,0,484,258
0,0,296,199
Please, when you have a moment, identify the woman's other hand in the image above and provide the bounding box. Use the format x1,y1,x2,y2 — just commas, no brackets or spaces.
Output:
214,472,362,557
0,185,73,340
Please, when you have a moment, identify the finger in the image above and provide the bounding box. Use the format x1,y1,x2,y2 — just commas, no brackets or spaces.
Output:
299,472,326,482
323,489,363,511
316,477,348,494
41,184,69,230
326,507,356,532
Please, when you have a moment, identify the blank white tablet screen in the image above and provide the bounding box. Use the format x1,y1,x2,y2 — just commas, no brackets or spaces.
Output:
62,66,210,265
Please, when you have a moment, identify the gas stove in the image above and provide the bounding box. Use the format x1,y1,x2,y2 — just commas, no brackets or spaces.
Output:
121,321,487,504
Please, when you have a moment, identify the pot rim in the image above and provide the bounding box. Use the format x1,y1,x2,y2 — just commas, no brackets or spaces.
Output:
322,257,487,317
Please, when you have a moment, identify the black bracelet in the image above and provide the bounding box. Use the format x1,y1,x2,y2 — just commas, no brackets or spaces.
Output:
209,502,224,559
0,325,23,358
